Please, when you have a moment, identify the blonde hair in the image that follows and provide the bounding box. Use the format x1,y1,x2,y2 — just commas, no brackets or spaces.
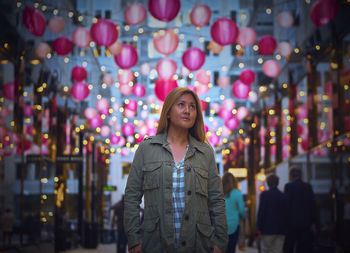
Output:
222,172,239,197
156,87,206,142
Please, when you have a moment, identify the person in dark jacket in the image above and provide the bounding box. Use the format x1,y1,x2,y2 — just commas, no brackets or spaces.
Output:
257,174,287,253
283,166,317,253
112,196,127,253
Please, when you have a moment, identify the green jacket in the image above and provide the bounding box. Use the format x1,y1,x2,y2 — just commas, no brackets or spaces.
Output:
124,133,228,253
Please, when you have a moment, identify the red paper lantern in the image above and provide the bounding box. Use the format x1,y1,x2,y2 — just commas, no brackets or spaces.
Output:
48,16,65,34
132,83,146,97
239,69,255,85
108,40,122,55
118,69,134,85
258,35,277,56
310,0,339,27
35,42,51,59
22,6,46,37
276,11,294,28
148,0,180,22
90,18,118,46
182,47,206,71
72,27,92,48
200,100,207,111
153,29,179,56
154,78,178,101
231,80,251,99
262,60,280,78
236,27,256,47
210,17,239,46
208,40,223,54
52,37,73,56
190,4,211,28
71,81,90,101
2,81,15,100
71,66,87,81
114,44,138,69
124,3,147,26
156,58,177,80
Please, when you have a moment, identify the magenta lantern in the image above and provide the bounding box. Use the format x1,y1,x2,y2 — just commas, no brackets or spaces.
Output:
196,70,211,85
278,41,293,57
262,60,280,78
90,18,118,46
23,105,34,117
72,27,91,48
2,81,15,100
210,17,239,46
35,42,51,59
110,134,121,145
209,133,220,146
218,76,230,89
132,83,146,97
114,44,138,69
190,4,211,28
125,99,138,112
222,98,236,111
258,35,277,56
89,115,103,129
22,6,46,37
231,80,251,99
140,63,152,75
118,69,134,85
122,122,135,137
201,100,207,111
96,98,109,114
119,83,133,96
100,126,110,137
0,126,7,139
277,11,294,28
297,105,307,120
124,3,147,26
310,0,339,27
208,40,223,54
182,47,206,71
218,108,233,121
301,138,308,151
0,106,11,118
52,37,73,56
48,16,65,34
148,0,180,22
84,108,97,119
236,27,256,47
153,29,179,56
71,66,87,81
225,116,239,130
237,107,248,120
71,81,90,101
103,73,114,86
239,69,255,85
156,58,177,80
108,40,122,55
154,78,178,101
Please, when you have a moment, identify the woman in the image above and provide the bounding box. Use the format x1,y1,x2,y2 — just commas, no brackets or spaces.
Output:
124,87,228,253
222,172,246,253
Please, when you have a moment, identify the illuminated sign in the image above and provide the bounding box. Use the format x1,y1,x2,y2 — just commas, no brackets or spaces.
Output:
228,168,247,178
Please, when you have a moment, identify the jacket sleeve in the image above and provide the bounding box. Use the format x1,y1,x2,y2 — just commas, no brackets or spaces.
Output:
206,146,228,252
124,142,145,249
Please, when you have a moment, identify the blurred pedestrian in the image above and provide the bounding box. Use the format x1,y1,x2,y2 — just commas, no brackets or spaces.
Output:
112,195,127,253
2,208,14,248
283,166,317,253
257,174,287,253
222,172,246,253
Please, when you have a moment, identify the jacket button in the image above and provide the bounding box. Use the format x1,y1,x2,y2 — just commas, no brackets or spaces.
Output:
181,241,186,246
187,190,191,195
184,215,189,220
186,166,191,172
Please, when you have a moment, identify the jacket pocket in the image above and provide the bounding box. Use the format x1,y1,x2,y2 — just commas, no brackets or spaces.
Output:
143,162,162,190
142,217,161,253
196,221,214,252
194,167,208,198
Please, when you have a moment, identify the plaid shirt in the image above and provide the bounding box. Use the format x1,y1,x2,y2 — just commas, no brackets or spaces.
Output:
172,145,188,248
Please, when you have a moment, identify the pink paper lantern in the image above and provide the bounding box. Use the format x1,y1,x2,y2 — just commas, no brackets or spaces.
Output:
0,106,11,118
103,73,114,86
35,42,51,59
132,83,146,97
140,63,152,75
218,108,233,120
23,105,34,117
222,98,236,111
210,17,239,46
310,0,339,27
218,76,230,89
225,116,239,130
110,134,121,145
96,98,109,114
209,133,220,146
108,40,122,55
2,81,15,100
237,107,248,120
239,69,255,85
196,70,211,85
258,35,277,56
125,99,138,112
48,16,65,34
71,81,90,101
208,40,224,54
124,3,147,26
148,0,180,22
194,83,210,95
84,108,97,119
52,37,73,56
89,115,103,129
154,78,178,101
90,18,118,46
71,66,87,81
118,69,134,85
0,126,7,139
72,27,92,48
100,126,110,137
22,6,46,37
232,80,251,99
262,60,280,78
182,47,206,71
297,105,307,120
236,27,256,47
156,58,177,80
248,91,258,103
190,4,212,28
122,122,135,137
278,41,293,57
119,83,133,96
153,29,179,56
114,44,138,69
276,11,294,28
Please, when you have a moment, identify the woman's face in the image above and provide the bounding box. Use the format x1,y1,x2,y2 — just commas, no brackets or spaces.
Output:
168,93,197,130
